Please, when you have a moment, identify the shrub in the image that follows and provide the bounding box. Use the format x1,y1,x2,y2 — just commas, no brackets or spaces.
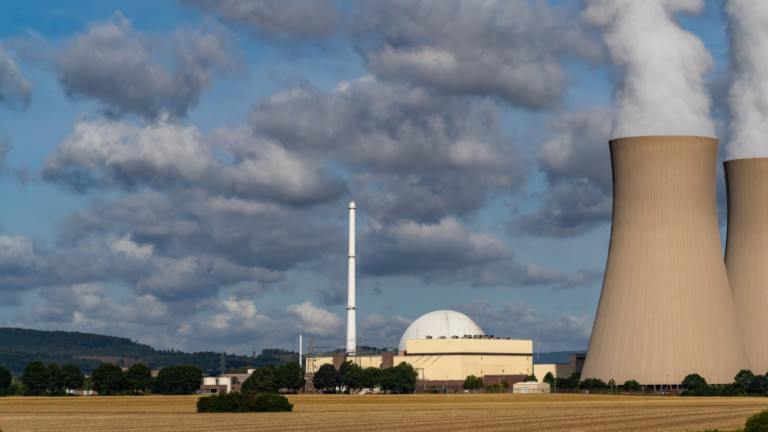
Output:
744,409,768,432
523,374,537,382
197,392,292,413
622,380,641,392
580,378,609,390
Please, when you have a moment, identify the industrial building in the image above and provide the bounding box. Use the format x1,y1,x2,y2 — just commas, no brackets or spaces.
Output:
724,158,768,374
581,136,750,385
306,310,533,390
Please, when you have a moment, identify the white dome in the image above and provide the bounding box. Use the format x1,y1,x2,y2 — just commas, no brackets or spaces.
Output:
398,310,484,351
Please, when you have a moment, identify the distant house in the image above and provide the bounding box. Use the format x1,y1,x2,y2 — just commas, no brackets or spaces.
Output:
198,369,253,394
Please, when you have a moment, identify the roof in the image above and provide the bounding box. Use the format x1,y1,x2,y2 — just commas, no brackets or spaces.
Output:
398,310,484,351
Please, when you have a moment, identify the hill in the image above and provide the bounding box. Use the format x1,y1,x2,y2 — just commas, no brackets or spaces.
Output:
0,327,298,376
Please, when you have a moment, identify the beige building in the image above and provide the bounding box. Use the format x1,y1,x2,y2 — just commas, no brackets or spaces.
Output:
724,158,768,374
534,353,585,380
307,310,533,385
582,136,749,385
512,381,550,394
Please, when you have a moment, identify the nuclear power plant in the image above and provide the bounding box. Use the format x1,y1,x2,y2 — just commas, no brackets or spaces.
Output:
581,136,750,385
724,158,768,375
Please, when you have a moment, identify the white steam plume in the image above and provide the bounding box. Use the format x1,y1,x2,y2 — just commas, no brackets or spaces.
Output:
582,0,715,139
725,0,768,160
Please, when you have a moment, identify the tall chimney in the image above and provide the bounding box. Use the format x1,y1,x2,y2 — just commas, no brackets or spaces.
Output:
581,136,748,385
724,158,768,373
347,201,356,355
299,331,303,368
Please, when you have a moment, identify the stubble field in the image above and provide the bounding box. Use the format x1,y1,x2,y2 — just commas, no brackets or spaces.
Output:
0,393,766,432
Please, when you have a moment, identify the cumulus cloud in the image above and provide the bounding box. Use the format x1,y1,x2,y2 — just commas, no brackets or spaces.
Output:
287,301,344,337
355,0,600,108
724,0,768,159
183,0,341,40
0,44,33,109
457,297,593,351
583,0,715,138
41,117,345,203
55,11,235,120
251,77,524,222
515,108,613,236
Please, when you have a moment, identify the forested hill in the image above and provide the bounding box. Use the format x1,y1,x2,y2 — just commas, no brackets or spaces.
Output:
0,327,298,376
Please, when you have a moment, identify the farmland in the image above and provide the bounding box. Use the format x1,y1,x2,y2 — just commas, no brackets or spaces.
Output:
1,393,767,431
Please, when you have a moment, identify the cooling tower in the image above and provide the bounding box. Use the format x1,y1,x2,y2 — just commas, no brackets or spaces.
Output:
581,136,749,385
724,158,768,374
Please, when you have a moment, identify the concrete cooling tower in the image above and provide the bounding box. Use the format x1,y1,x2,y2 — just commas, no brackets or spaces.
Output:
724,158,768,374
581,136,749,385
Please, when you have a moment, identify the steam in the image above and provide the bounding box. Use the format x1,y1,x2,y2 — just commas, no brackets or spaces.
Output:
725,0,768,160
582,0,715,139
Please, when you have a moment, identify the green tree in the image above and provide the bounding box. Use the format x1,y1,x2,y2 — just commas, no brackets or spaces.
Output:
749,374,768,396
360,367,381,390
312,364,339,393
275,362,305,392
543,372,555,386
523,374,537,382
463,375,483,393
0,366,11,395
735,369,756,394
46,363,67,395
22,361,49,396
125,363,152,394
580,378,609,390
62,365,84,392
339,361,364,392
623,379,641,393
241,365,278,393
681,373,708,395
745,409,768,432
152,365,202,395
381,362,418,394
92,363,127,395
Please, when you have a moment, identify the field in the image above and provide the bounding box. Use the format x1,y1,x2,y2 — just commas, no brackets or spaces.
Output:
1,393,767,431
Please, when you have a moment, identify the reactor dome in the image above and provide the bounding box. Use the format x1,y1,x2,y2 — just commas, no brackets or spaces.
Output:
398,310,485,351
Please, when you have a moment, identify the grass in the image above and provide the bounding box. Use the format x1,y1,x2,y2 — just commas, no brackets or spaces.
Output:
0,393,767,431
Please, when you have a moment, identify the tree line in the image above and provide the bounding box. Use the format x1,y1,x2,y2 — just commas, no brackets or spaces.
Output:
0,361,203,396
312,361,418,394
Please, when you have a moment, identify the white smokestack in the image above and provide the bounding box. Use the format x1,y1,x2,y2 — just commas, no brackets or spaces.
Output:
582,0,715,139
299,331,303,368
724,0,768,159
346,201,356,355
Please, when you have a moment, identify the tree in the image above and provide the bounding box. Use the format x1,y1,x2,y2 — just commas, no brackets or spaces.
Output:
360,367,381,390
152,365,202,395
125,363,152,394
623,379,641,393
92,363,127,395
735,369,755,394
46,363,67,395
22,361,49,396
523,374,537,382
381,362,418,394
62,365,84,392
313,364,339,393
339,361,364,392
543,372,555,386
580,378,609,390
241,365,278,393
0,366,11,395
681,373,708,395
463,375,483,393
275,362,305,392
748,374,768,396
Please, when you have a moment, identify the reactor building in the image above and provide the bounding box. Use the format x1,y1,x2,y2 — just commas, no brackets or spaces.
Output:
581,136,750,385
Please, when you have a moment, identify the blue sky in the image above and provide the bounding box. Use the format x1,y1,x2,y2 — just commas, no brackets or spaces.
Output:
0,0,749,355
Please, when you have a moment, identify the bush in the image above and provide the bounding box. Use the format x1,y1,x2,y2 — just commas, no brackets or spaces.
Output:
744,409,768,432
523,374,537,382
197,392,292,413
622,379,641,393
580,378,608,390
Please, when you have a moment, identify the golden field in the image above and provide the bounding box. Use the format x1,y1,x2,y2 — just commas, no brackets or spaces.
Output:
1,393,767,432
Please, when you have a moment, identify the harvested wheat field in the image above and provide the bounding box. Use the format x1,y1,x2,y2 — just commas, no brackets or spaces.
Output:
1,393,767,432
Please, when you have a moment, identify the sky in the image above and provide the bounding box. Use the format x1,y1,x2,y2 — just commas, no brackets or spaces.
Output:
0,0,760,355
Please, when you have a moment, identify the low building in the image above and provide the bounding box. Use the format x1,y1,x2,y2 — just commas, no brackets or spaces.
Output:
533,353,585,380
199,369,253,394
512,381,550,394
